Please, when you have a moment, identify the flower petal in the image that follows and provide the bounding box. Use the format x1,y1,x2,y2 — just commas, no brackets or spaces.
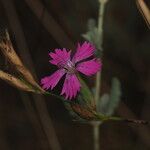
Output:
72,41,95,63
76,59,102,76
41,69,65,90
49,48,71,67
61,74,81,100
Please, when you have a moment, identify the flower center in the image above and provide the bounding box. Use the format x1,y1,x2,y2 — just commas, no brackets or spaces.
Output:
64,60,75,73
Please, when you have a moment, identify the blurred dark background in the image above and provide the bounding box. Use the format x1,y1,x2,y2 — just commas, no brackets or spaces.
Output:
0,0,150,150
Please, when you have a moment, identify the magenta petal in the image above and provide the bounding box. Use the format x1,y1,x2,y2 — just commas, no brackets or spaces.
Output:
41,69,65,90
49,48,71,67
76,59,102,76
72,41,95,63
61,74,81,100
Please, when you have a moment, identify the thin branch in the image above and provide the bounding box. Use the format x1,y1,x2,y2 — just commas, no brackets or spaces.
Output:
0,32,44,93
118,102,150,148
93,1,108,150
91,121,102,150
0,70,35,92
95,0,108,109
136,0,150,29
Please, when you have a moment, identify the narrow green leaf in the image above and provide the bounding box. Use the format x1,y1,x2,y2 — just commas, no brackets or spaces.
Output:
78,76,94,107
98,93,110,114
106,77,121,115
82,18,102,57
98,77,121,116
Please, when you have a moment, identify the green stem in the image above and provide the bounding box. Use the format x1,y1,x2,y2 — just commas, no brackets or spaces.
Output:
95,72,101,110
92,121,101,150
44,91,65,101
96,114,123,122
98,0,106,47
93,1,108,150
95,0,107,109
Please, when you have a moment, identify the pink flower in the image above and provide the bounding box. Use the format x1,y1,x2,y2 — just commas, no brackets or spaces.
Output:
41,41,102,100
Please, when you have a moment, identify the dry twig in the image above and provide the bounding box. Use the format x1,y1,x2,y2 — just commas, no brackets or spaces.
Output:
0,32,44,93
0,70,35,92
136,0,150,28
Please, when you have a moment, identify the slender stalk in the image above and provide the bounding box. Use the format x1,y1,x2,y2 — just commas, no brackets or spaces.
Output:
95,0,108,109
136,0,150,29
98,0,107,48
95,72,101,109
93,1,108,150
92,121,102,150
